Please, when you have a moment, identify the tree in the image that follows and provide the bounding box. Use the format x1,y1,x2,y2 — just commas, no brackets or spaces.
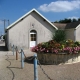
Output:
53,30,66,42
72,18,77,22
78,18,80,21
58,18,70,23
54,20,59,23
54,18,79,23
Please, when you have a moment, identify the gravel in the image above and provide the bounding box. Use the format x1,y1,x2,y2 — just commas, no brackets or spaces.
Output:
0,42,80,80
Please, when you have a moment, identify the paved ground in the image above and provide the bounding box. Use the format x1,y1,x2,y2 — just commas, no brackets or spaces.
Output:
0,41,80,80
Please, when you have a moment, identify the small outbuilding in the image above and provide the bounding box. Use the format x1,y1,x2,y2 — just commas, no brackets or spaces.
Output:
6,8,57,50
53,21,80,41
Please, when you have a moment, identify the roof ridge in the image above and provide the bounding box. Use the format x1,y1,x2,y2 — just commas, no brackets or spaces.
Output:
6,8,58,30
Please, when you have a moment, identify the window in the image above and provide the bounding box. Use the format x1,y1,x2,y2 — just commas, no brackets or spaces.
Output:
30,30,36,41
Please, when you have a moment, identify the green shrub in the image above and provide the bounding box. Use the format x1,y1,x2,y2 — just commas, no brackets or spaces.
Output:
53,30,66,42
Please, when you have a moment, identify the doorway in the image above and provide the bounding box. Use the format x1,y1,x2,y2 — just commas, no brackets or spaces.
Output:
30,30,37,47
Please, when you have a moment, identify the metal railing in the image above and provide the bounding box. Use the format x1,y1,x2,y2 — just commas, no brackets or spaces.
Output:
11,45,53,80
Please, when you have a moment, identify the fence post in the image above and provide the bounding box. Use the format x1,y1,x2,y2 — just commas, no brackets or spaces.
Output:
34,54,38,80
12,45,14,55
21,49,24,69
16,46,18,60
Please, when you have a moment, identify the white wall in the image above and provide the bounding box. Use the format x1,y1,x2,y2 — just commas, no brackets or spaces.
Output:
7,11,56,50
76,25,80,41
65,29,75,41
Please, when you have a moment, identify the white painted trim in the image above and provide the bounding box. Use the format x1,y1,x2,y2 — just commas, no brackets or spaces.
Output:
6,8,58,30
30,31,36,34
75,24,80,30
74,30,76,41
30,41,36,47
30,30,37,47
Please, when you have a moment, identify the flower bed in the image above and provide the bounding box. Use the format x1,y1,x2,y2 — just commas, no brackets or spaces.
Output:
32,40,80,64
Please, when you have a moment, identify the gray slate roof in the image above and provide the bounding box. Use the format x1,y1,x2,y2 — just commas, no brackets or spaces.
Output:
52,21,80,29
65,21,80,29
52,23,67,29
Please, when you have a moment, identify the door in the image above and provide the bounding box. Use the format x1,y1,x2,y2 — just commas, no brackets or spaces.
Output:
30,30,37,47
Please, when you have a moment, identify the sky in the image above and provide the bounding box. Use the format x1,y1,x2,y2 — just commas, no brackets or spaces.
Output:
0,0,80,35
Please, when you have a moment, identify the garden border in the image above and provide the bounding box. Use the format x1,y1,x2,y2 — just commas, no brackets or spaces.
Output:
37,53,80,65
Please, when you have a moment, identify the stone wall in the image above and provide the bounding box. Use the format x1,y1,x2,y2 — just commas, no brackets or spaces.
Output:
37,53,80,65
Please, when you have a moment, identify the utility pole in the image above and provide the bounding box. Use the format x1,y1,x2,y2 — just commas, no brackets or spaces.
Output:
3,19,6,35
2,19,10,34
0,31,2,37
8,20,10,26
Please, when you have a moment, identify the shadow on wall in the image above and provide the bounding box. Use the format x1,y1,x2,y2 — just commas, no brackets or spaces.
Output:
0,46,8,51
0,41,8,51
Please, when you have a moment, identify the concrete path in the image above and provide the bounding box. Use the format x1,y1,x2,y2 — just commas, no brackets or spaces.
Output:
0,41,80,80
